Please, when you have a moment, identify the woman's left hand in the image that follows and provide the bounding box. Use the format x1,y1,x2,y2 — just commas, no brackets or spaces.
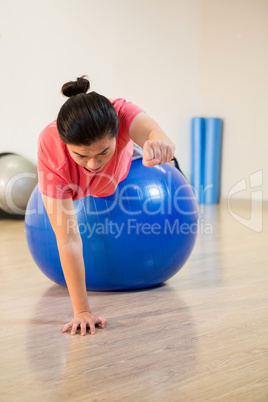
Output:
142,140,175,168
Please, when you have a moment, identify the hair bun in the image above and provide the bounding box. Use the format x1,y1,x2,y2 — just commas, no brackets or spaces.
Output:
61,75,90,97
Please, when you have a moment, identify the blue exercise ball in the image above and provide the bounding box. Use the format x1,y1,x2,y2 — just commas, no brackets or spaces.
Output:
25,160,198,291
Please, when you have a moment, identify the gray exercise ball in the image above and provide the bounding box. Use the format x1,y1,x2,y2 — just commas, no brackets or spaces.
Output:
0,153,38,216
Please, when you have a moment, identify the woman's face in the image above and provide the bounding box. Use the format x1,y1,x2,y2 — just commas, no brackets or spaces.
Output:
67,135,116,173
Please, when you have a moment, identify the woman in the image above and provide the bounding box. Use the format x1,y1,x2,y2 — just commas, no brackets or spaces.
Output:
38,75,182,336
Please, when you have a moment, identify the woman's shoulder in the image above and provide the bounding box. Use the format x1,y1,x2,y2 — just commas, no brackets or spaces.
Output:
38,120,68,171
109,98,145,126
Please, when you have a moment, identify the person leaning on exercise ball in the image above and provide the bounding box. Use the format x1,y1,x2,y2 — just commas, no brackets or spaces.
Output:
37,75,183,336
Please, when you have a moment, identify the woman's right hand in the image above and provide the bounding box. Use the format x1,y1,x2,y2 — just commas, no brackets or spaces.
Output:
62,311,108,336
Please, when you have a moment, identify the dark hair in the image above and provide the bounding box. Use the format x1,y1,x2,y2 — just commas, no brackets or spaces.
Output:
57,75,119,145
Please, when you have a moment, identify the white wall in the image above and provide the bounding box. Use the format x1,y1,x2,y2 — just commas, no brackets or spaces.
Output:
0,0,199,166
199,0,268,201
0,0,267,200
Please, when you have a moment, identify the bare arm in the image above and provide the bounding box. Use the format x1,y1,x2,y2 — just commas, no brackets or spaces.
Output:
42,195,107,335
129,113,176,167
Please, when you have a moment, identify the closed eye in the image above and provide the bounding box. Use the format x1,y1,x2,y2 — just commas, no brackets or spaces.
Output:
76,151,108,158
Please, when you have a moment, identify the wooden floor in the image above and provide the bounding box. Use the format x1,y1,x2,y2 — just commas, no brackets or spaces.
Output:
0,201,267,402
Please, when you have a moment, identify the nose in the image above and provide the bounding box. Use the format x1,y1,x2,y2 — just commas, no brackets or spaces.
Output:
86,158,101,170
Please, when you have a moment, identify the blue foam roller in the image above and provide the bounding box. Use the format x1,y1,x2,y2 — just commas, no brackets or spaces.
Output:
191,117,205,204
203,118,223,204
